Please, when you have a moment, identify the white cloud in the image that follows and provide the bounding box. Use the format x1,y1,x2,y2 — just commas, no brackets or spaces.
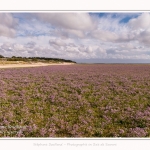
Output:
25,41,36,48
63,29,85,38
49,39,66,47
35,13,96,31
90,29,118,42
0,13,18,37
128,13,150,30
33,13,98,39
135,29,150,45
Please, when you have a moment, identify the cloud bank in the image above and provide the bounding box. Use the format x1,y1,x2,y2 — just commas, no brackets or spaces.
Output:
1,12,150,63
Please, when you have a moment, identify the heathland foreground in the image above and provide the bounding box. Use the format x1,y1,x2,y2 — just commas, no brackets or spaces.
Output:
0,64,150,137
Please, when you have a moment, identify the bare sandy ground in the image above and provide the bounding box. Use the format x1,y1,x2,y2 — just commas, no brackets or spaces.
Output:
0,62,75,69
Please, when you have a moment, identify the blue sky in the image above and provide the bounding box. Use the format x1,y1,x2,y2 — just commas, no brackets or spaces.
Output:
0,12,150,63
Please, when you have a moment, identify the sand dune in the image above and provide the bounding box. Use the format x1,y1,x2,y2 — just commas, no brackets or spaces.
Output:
0,62,75,69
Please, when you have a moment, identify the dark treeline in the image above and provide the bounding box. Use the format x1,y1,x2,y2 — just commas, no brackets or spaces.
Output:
0,55,76,63
0,54,4,58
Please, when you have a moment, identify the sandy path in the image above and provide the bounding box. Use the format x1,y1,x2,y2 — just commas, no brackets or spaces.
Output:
0,63,75,69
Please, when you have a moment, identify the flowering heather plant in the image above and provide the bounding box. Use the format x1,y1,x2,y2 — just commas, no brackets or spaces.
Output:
0,64,150,137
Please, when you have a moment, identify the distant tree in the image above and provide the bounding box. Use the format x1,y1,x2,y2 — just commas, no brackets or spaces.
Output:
0,54,4,58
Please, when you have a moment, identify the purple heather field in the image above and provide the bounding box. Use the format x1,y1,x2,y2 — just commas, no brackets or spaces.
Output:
0,64,150,137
